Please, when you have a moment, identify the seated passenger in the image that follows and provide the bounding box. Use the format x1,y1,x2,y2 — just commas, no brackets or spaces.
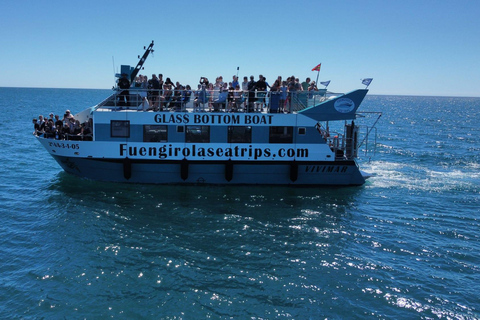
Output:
212,88,227,112
233,85,243,112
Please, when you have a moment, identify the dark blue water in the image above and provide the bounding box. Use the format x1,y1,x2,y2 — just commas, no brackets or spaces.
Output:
1,88,479,319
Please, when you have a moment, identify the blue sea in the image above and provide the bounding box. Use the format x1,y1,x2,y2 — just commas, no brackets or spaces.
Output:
1,87,479,319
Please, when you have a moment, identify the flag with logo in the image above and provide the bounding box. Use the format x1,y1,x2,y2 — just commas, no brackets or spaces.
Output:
362,78,373,87
320,80,330,87
311,63,321,72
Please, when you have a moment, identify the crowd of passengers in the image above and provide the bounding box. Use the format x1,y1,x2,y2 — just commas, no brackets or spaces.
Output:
120,73,320,113
33,110,93,140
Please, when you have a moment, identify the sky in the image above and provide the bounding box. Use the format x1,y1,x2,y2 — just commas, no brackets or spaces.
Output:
1,0,479,97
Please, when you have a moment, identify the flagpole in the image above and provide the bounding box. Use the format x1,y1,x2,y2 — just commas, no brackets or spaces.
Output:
312,63,321,106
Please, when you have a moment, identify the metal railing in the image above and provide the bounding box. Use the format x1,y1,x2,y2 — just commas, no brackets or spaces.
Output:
95,88,330,113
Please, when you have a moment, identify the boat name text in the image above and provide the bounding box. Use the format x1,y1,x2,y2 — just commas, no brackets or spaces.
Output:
154,114,273,125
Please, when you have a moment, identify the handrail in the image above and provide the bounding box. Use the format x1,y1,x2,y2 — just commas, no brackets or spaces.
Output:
97,88,330,113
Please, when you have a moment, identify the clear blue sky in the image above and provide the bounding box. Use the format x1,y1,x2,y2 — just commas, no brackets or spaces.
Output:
1,0,479,97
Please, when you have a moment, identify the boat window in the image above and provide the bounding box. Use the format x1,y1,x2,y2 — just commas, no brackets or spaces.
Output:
298,127,306,135
111,120,130,138
185,126,210,143
228,126,252,143
143,125,167,142
269,126,293,143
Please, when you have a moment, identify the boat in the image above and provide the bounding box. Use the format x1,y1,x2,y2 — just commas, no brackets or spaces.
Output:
34,41,381,186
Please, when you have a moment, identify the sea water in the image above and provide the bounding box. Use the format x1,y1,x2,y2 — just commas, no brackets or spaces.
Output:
0,88,479,319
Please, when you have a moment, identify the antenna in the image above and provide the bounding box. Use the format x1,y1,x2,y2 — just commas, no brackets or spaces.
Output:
112,56,116,86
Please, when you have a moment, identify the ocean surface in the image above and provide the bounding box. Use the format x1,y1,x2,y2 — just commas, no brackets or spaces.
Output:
1,87,479,319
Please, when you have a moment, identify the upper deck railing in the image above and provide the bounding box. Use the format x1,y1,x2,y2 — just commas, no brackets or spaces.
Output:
95,88,332,114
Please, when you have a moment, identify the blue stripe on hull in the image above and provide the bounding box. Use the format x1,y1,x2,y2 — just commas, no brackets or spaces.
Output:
52,156,366,186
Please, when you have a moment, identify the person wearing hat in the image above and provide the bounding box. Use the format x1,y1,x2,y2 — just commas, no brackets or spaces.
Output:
62,110,74,123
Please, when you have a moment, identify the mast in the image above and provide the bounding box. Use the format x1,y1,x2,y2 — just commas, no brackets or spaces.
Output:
130,41,155,83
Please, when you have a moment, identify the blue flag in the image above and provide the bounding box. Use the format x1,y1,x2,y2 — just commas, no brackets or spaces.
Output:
362,78,373,87
320,80,330,87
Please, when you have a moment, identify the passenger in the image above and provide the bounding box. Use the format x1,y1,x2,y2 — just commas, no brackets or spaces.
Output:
212,85,227,112
255,75,267,112
38,115,46,132
48,113,54,123
79,121,93,141
217,76,224,87
241,76,249,91
67,118,74,135
62,110,73,122
198,77,210,112
276,76,282,86
117,73,130,106
147,74,160,110
54,115,63,131
227,82,235,112
207,83,214,112
193,85,200,112
279,81,288,113
44,120,55,139
32,118,41,135
134,75,141,87
287,76,300,113
162,77,174,109
247,75,256,113
308,81,318,99
301,77,311,91
62,122,70,140
232,75,239,90
171,82,183,111
183,85,192,110
73,120,82,135
270,79,280,92
264,77,271,90
211,79,221,111
233,84,243,112
139,75,148,110
158,74,164,97
241,76,249,111
54,121,63,140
